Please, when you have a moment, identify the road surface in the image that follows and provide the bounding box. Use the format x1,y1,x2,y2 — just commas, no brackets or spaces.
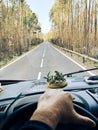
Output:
0,42,93,80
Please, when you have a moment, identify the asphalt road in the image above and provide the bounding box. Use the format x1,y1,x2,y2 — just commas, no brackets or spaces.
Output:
0,42,93,80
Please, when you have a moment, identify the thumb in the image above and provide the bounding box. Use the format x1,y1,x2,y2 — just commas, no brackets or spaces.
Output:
73,110,96,128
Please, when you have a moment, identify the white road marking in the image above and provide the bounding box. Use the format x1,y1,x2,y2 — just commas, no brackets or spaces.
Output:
38,46,46,79
53,46,95,76
37,72,41,80
40,58,44,68
43,48,46,58
40,47,45,68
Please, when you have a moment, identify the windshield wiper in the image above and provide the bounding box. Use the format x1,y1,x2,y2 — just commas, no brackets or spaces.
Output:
64,67,98,77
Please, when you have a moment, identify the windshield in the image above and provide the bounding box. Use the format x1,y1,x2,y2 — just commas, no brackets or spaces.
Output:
0,0,98,80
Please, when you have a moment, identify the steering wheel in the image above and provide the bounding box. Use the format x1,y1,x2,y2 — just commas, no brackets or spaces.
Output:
1,101,98,130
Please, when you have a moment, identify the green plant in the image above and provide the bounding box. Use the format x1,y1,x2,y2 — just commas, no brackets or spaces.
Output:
44,71,66,84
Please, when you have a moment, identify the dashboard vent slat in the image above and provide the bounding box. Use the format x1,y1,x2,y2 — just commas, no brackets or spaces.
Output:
0,104,8,112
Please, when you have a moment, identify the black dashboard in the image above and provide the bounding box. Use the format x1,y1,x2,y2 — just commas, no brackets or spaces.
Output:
0,76,98,130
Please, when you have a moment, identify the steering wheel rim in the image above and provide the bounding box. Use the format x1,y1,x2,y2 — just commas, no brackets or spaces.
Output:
74,104,98,123
1,102,98,130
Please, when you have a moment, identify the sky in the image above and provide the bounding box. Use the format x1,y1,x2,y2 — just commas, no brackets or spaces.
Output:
26,0,55,33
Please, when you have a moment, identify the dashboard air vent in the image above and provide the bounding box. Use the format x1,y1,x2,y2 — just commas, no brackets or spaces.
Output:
0,104,8,112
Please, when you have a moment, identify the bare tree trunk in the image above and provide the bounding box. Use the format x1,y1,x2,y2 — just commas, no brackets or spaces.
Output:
70,0,73,44
84,0,88,55
94,1,97,41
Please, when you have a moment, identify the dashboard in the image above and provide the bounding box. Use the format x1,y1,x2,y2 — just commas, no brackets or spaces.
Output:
0,76,98,130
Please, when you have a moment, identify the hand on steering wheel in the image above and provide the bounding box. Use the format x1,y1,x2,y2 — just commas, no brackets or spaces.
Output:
31,89,96,129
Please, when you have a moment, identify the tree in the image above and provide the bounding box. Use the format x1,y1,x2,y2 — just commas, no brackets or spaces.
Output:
0,0,41,61
49,0,98,58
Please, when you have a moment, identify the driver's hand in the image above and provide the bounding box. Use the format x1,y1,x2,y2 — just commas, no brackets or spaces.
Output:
30,89,96,129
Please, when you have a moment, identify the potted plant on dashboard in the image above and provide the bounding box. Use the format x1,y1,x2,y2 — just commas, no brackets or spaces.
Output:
44,71,67,88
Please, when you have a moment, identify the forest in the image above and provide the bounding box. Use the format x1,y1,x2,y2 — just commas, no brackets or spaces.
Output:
0,0,43,63
0,0,98,67
48,0,98,58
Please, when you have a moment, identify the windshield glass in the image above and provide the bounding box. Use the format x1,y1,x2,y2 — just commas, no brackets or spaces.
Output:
0,0,98,80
